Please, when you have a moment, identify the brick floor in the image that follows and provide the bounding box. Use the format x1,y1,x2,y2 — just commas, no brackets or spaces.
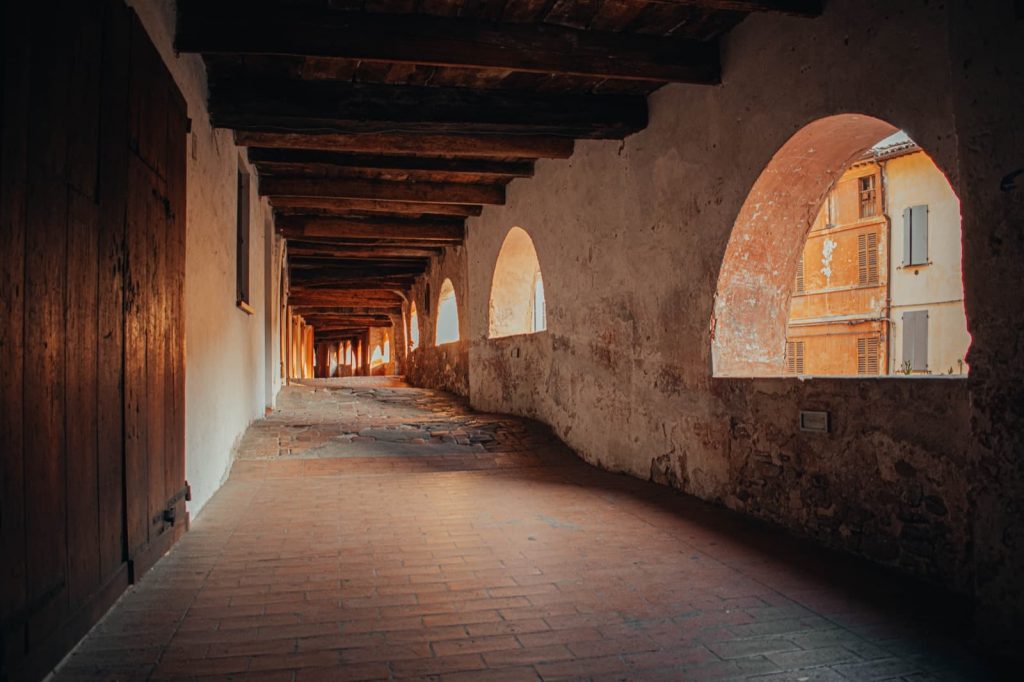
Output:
53,378,997,681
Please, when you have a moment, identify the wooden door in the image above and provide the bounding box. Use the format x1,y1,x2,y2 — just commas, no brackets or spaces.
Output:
0,3,187,679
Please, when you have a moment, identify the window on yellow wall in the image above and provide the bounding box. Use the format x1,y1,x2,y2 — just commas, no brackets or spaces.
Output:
785,340,805,374
858,174,877,218
857,231,879,285
857,336,880,375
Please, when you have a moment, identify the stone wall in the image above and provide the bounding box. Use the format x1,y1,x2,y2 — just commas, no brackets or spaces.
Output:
406,245,471,396
128,0,282,516
429,0,1024,651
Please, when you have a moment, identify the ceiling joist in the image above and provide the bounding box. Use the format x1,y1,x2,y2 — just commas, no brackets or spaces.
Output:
262,177,503,206
234,131,574,159
271,197,483,219
277,216,465,242
248,148,535,180
177,4,720,84
210,79,648,138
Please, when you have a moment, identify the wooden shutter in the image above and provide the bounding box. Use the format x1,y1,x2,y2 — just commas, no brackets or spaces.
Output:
902,207,912,266
786,340,804,374
794,252,805,293
858,231,879,285
902,310,929,372
857,336,880,375
903,204,929,266
911,204,929,265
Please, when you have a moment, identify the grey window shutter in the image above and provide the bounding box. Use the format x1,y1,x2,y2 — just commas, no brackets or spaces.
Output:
914,310,929,371
903,207,912,266
911,204,929,264
902,310,929,371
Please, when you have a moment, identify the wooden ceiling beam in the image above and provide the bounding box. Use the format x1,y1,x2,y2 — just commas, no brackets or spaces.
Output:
292,265,423,281
289,245,441,260
292,306,402,316
263,177,502,206
176,4,720,84
235,131,573,159
248,148,534,180
650,0,821,16
209,79,646,139
272,197,482,218
278,216,464,242
295,278,418,289
288,290,405,306
307,318,395,327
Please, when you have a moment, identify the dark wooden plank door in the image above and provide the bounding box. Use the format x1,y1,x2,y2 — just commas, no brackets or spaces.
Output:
123,13,189,579
0,3,188,678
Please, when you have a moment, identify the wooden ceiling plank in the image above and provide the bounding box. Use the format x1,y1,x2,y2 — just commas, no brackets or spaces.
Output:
263,176,503,205
247,148,534,179
235,131,573,159
271,197,483,218
278,215,465,241
176,3,720,83
288,245,442,259
643,0,820,17
209,78,647,138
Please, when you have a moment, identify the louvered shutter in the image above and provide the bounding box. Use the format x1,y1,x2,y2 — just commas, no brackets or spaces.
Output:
911,204,929,265
902,311,929,372
903,207,912,265
785,341,805,374
903,205,929,265
859,232,879,285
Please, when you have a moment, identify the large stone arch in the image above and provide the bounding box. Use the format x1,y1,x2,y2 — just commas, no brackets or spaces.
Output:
712,114,907,377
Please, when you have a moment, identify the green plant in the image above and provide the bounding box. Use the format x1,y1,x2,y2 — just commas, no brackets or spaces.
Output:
901,360,913,375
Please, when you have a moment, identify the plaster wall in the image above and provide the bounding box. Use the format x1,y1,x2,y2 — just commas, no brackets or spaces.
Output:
886,151,970,375
451,0,1023,647
127,0,280,516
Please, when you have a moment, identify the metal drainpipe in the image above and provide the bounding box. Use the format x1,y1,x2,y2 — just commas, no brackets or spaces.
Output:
878,155,894,375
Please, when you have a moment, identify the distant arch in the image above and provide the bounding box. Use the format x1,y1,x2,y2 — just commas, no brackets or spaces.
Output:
383,336,390,363
371,344,384,367
489,226,546,338
435,278,460,345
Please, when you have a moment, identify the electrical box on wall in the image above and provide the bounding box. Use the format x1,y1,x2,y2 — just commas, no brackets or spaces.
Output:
799,410,830,433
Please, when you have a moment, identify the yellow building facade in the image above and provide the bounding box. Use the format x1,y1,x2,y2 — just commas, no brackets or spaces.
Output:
786,140,969,376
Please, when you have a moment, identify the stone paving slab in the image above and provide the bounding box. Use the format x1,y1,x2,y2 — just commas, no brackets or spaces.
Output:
52,377,1000,681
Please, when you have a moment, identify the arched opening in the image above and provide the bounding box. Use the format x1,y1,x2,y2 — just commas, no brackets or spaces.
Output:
435,279,460,345
409,303,420,351
712,115,968,378
371,344,384,367
489,226,547,338
383,336,391,363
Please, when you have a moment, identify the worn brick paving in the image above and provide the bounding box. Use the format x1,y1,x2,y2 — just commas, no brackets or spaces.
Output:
54,378,997,681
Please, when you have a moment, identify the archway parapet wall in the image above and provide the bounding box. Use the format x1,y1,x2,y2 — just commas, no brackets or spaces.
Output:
404,244,470,396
